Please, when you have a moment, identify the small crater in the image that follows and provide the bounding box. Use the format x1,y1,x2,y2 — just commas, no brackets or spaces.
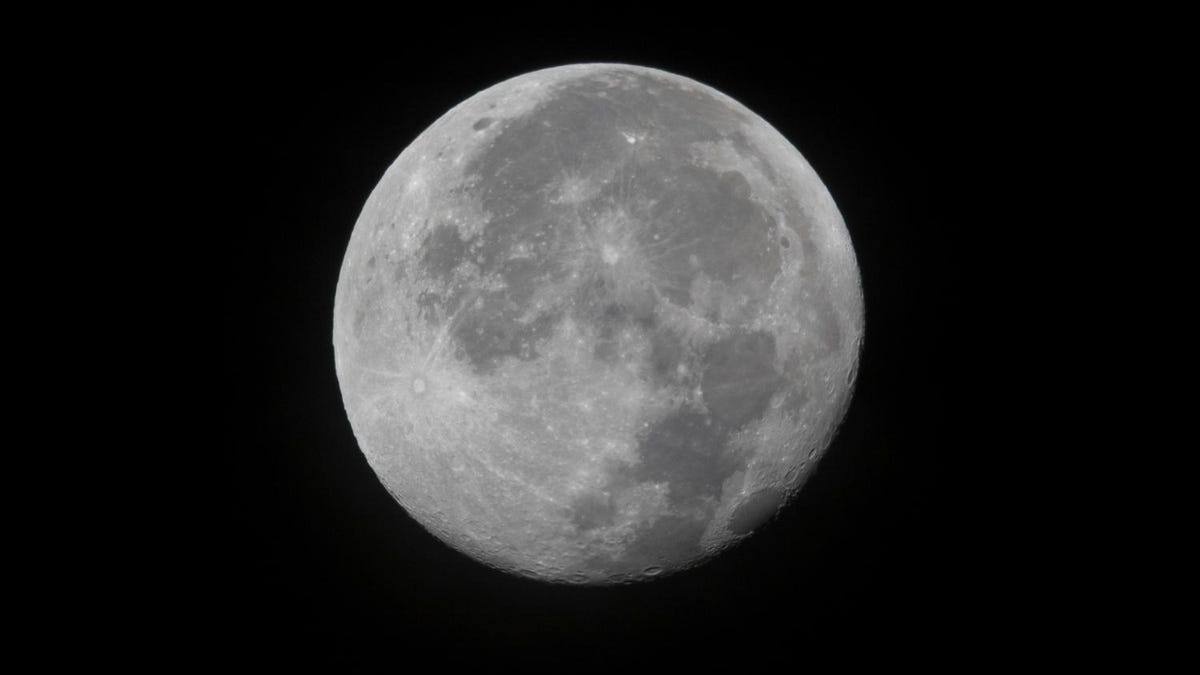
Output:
472,117,494,131
780,236,790,249
411,377,427,395
643,566,663,576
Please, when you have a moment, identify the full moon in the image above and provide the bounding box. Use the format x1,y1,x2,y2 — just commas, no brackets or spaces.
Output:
333,64,863,584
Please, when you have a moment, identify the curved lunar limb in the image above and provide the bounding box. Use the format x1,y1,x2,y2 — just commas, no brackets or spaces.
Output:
333,63,864,584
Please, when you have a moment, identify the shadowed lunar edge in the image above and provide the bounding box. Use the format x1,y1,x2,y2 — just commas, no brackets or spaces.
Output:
334,64,863,584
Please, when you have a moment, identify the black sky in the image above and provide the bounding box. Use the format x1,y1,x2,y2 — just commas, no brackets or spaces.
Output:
215,24,1020,666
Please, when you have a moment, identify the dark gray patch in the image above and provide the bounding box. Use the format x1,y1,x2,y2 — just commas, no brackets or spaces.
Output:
367,256,376,267
720,170,752,200
579,295,658,365
628,410,741,507
642,165,781,307
648,327,688,384
433,227,568,373
701,330,783,428
593,337,617,362
465,83,630,213
620,514,708,569
589,302,622,363
416,291,441,322
452,304,562,375
812,294,842,353
351,285,383,339
583,277,657,328
460,72,750,291
570,492,616,531
780,236,790,249
727,129,779,185
471,207,557,276
419,223,471,282
472,117,494,131
728,487,785,535
449,70,786,379
497,256,547,299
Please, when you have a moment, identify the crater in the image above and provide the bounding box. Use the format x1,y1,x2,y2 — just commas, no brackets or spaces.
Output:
472,117,494,131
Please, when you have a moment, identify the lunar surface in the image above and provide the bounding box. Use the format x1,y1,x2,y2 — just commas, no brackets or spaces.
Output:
333,64,863,584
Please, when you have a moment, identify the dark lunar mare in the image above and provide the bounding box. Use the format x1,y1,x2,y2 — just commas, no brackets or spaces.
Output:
582,328,784,574
412,70,786,378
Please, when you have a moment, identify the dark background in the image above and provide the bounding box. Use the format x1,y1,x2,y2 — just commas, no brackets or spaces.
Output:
217,25,1018,666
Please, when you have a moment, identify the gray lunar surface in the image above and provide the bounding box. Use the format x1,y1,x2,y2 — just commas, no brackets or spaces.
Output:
333,63,864,584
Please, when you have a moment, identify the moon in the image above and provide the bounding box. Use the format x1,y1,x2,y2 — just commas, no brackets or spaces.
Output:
333,64,864,584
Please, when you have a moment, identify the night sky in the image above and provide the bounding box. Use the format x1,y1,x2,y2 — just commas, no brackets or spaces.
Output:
216,24,1018,666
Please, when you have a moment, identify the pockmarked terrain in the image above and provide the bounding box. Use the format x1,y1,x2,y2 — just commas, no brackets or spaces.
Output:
333,64,864,584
